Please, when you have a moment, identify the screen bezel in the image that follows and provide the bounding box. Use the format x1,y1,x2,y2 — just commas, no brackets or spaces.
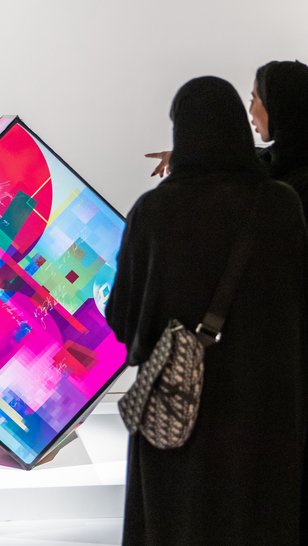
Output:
0,116,127,470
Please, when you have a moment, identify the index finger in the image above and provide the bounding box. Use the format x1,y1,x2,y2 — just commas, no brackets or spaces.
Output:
145,152,163,158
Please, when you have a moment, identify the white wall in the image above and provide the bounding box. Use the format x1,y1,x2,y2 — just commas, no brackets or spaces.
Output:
1,0,308,215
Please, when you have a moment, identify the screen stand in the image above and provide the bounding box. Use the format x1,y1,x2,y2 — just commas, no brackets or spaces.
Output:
37,429,79,466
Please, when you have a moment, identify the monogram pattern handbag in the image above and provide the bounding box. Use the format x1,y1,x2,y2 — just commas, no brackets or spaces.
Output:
118,183,263,449
119,319,205,449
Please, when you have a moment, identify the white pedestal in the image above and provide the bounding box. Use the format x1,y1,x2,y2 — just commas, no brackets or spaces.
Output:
0,397,128,522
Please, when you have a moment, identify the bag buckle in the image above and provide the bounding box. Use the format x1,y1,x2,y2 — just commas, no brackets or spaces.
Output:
195,323,222,343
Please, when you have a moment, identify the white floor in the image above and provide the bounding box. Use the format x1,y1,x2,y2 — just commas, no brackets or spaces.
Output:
0,368,137,546
0,518,123,545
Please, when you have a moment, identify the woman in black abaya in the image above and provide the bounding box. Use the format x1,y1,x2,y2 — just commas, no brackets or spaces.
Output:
250,60,308,220
106,76,308,545
148,60,308,222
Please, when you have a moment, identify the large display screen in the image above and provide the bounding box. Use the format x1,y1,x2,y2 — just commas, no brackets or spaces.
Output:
0,117,126,469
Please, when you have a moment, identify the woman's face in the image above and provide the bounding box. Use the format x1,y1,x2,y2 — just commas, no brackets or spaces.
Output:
249,80,270,142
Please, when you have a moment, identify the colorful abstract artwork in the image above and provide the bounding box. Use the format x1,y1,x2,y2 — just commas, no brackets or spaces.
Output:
0,117,126,468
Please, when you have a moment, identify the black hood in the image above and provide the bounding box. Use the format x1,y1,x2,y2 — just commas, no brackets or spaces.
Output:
256,60,308,176
169,76,263,176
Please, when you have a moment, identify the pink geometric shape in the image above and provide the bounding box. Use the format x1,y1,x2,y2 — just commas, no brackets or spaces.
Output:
0,123,53,256
65,270,79,284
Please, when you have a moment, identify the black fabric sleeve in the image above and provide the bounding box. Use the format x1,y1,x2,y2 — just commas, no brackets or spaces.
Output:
105,200,149,355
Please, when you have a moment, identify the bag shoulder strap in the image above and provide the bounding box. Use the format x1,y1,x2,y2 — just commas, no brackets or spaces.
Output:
196,182,264,348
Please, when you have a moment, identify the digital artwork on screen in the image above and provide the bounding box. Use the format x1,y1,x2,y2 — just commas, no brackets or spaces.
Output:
0,117,126,468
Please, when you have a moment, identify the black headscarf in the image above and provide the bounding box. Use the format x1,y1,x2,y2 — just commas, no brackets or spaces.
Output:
256,60,308,176
169,76,263,176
